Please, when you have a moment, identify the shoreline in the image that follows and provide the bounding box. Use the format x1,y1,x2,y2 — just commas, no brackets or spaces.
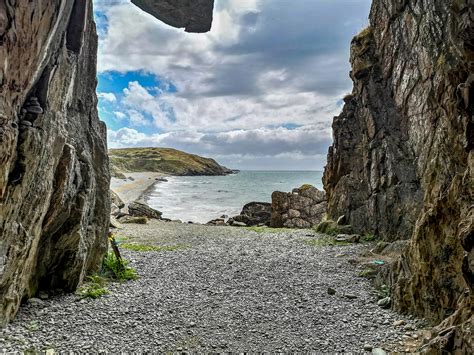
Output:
110,172,165,205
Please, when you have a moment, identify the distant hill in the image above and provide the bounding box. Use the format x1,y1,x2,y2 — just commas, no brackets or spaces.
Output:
109,147,236,178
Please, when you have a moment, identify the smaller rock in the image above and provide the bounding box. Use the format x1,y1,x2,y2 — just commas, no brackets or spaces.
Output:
128,201,162,219
38,292,49,300
327,287,336,295
27,298,45,306
363,344,373,351
121,216,149,224
344,294,357,299
393,320,406,326
372,348,387,355
377,297,391,309
232,221,247,227
335,234,360,243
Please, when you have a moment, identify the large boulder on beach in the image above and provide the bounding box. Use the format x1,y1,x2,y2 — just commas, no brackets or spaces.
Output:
128,201,163,220
271,184,327,228
231,202,272,226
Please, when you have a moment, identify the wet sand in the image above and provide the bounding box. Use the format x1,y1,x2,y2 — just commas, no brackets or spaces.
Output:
110,172,165,204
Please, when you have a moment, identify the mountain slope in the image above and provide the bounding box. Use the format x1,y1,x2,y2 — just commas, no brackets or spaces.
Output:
109,147,234,177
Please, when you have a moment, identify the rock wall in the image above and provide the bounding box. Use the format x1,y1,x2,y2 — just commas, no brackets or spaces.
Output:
0,0,110,324
0,0,215,325
271,185,327,228
323,0,473,351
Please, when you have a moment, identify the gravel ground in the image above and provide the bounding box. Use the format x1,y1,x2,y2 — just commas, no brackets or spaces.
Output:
1,221,423,353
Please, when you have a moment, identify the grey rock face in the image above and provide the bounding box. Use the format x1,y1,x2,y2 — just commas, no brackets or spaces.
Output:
0,0,216,326
323,0,473,351
271,185,327,228
131,0,214,33
0,0,110,324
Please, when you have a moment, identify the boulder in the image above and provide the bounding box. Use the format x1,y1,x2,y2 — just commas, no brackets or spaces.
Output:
231,202,271,227
206,218,226,226
110,190,125,209
271,185,327,228
121,216,149,224
128,201,163,219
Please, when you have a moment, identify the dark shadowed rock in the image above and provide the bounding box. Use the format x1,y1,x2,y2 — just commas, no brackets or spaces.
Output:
128,201,162,220
323,0,473,350
131,0,214,33
231,202,272,227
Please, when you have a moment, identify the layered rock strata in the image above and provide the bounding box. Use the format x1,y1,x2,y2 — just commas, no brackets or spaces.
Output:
0,0,215,325
323,0,473,351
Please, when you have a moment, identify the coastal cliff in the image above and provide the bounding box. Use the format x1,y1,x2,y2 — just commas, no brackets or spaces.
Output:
109,147,234,177
323,0,473,351
0,0,214,324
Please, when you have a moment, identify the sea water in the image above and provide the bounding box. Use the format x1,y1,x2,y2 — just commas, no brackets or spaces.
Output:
146,170,323,223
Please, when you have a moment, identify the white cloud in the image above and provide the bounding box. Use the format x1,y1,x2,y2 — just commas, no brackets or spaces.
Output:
96,0,371,169
98,92,117,102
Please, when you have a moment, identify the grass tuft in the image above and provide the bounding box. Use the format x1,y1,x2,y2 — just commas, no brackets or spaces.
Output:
102,253,138,282
305,235,350,247
120,243,186,252
244,226,293,233
76,275,109,299
361,233,377,242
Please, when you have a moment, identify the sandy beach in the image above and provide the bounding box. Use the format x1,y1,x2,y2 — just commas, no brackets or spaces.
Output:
110,172,165,204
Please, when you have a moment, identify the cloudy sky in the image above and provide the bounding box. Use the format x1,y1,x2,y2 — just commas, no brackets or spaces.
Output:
93,0,371,170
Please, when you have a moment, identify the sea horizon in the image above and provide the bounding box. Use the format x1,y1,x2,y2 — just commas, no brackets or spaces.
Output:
147,170,324,223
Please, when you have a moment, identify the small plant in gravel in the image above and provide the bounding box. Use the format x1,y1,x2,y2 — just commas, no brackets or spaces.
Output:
376,284,391,299
26,320,40,332
361,233,377,242
102,252,138,282
76,275,109,299
120,243,186,252
245,226,293,233
358,268,377,278
305,236,349,247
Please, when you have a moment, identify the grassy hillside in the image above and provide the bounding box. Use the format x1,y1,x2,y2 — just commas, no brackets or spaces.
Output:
109,147,234,177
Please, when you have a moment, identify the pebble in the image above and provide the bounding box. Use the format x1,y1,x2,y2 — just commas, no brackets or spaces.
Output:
393,320,406,326
1,222,415,352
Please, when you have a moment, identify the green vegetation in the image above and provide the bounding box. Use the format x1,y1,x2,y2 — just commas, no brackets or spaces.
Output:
315,220,353,236
122,216,149,224
245,226,293,233
358,268,377,278
26,320,40,332
376,284,391,299
361,233,377,242
102,252,138,282
305,235,350,247
108,147,231,177
298,184,314,191
76,275,109,299
120,243,186,252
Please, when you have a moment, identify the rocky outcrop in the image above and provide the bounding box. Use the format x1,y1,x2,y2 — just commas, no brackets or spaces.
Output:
230,202,272,227
323,0,473,351
0,0,215,325
131,0,214,33
271,185,327,228
0,0,110,324
128,201,162,220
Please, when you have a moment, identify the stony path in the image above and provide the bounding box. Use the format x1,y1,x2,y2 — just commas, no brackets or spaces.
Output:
1,222,421,353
